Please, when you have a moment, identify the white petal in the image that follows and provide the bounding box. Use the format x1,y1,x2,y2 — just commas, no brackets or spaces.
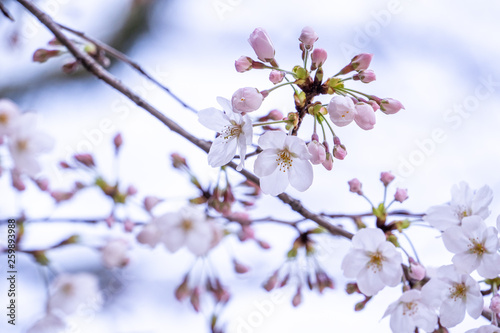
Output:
389,305,415,333
198,107,229,131
254,149,279,177
477,253,500,278
185,224,213,256
483,227,499,252
285,136,312,160
236,135,247,171
452,252,480,274
207,137,237,168
442,226,469,253
288,159,313,192
161,227,186,253
440,297,466,328
352,228,386,251
258,131,286,150
341,249,369,278
356,266,385,296
413,304,438,332
216,96,234,114
451,182,472,207
259,169,289,196
379,262,403,287
471,185,493,218
424,205,459,230
461,216,486,239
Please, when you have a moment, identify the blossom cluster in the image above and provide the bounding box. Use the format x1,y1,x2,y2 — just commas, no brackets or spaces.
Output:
199,27,404,196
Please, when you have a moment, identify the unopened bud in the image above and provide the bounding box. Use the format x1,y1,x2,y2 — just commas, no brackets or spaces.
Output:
380,171,395,186
33,49,61,63
394,188,409,203
348,178,363,195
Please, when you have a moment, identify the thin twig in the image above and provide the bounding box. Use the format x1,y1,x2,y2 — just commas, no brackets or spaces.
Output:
15,0,353,241
0,1,14,21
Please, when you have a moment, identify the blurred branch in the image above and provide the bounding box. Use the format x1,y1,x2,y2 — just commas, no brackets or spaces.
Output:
15,0,353,241
0,1,14,21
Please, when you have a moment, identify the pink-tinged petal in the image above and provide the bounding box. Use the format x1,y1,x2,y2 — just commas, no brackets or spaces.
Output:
288,159,313,192
254,149,279,177
285,136,312,160
259,169,288,196
471,185,493,218
442,226,469,253
207,136,237,168
216,96,234,114
477,253,500,278
258,130,286,150
452,252,480,274
440,297,466,328
483,227,499,251
198,107,229,131
356,266,385,296
161,227,186,253
185,223,213,256
352,228,385,251
341,249,369,278
424,205,458,230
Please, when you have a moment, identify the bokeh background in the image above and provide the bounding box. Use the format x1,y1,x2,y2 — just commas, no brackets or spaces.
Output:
1,0,500,332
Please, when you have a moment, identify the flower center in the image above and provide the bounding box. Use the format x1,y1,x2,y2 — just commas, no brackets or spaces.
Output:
0,113,8,124
181,219,193,231
16,139,29,152
220,123,242,141
367,251,384,272
341,110,350,118
468,237,486,256
449,282,467,301
456,205,471,221
276,149,293,172
61,283,74,295
402,301,418,317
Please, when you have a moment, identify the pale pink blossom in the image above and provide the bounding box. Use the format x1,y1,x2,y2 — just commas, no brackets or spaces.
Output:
327,95,357,127
442,216,500,278
380,98,405,114
490,294,500,313
408,258,426,281
7,113,54,176
394,188,409,203
369,100,380,111
341,228,403,296
311,48,327,70
199,97,253,171
231,87,264,113
354,102,376,130
383,289,438,333
47,273,102,316
254,131,313,196
322,152,334,171
351,53,373,71
235,56,253,72
307,140,326,165
348,178,362,195
248,28,275,62
354,69,376,83
333,144,347,160
101,239,130,269
0,99,21,137
298,26,318,49
424,265,483,328
466,326,500,333
424,182,493,231
269,70,285,84
380,172,395,186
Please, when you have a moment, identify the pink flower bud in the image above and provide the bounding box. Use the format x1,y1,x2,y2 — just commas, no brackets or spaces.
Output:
257,239,271,249
123,219,135,232
369,100,380,111
101,239,129,269
292,287,302,307
311,48,327,70
126,185,137,196
136,223,161,247
171,153,188,169
333,145,347,160
408,258,426,281
33,49,61,63
190,287,201,312
380,172,395,186
248,28,275,62
235,56,253,73
35,178,50,191
11,170,25,191
328,95,357,127
351,53,373,71
73,153,95,167
307,140,326,165
51,190,73,203
263,271,279,291
394,188,408,203
233,259,250,274
113,133,123,153
299,26,318,49
269,70,285,84
238,225,255,241
231,87,263,113
490,294,500,313
380,98,405,114
353,69,376,83
62,61,80,74
175,275,190,301
322,152,334,171
348,178,363,195
144,196,162,213
354,103,376,130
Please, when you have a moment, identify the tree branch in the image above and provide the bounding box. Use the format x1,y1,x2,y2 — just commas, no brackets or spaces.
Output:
14,0,353,240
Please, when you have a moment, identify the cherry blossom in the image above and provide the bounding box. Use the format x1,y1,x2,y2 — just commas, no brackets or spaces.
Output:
353,102,376,130
424,182,493,231
254,131,313,196
47,273,102,316
198,97,252,171
101,239,130,269
466,326,500,333
327,95,357,127
248,28,275,62
383,289,438,333
341,228,402,296
156,206,220,256
423,265,483,328
231,87,263,113
0,99,21,137
298,26,318,49
7,113,54,176
442,216,500,278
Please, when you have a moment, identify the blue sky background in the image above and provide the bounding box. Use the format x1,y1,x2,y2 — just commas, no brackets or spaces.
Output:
1,0,500,332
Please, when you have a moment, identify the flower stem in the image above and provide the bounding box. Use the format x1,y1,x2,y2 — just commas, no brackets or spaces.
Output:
265,81,296,94
252,120,287,127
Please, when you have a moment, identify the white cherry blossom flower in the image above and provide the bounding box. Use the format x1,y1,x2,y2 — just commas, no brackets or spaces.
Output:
47,273,102,316
341,228,402,296
423,265,483,328
199,97,252,171
383,289,438,333
157,206,220,256
101,239,130,269
7,113,54,176
466,325,500,333
424,182,493,231
254,131,313,196
0,99,21,137
442,216,500,278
